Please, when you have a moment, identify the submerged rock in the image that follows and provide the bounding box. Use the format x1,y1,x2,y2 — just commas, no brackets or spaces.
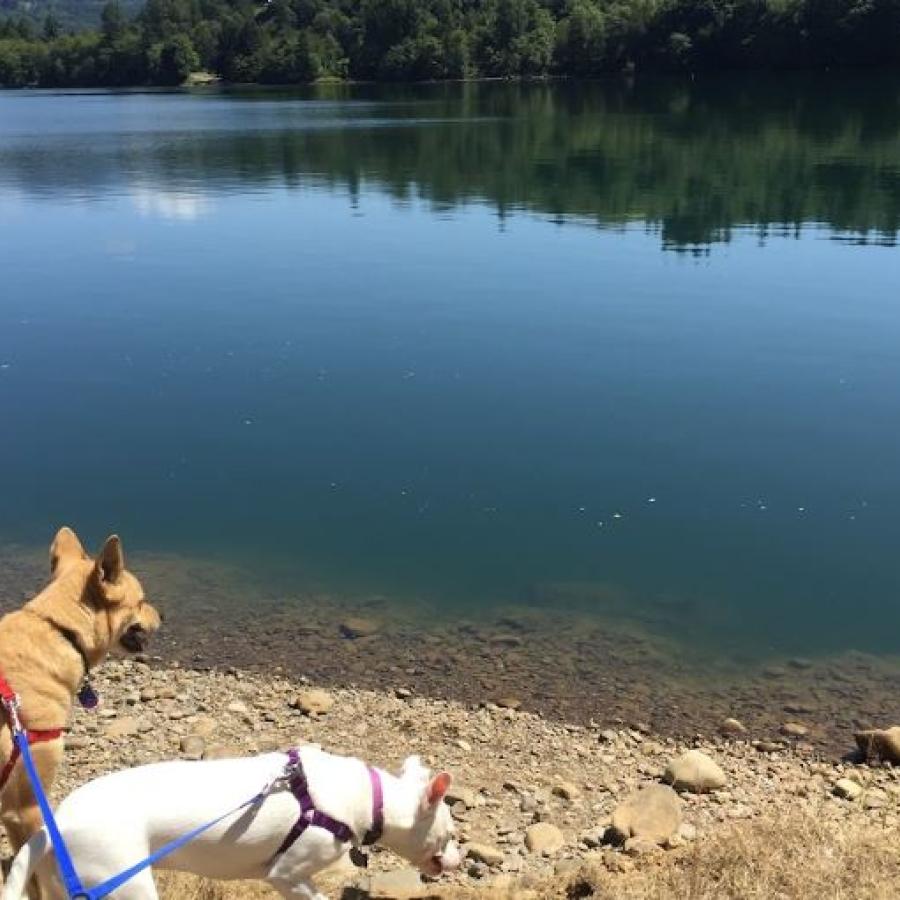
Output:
339,617,380,639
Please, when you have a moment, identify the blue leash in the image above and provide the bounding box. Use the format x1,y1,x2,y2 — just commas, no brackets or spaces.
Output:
12,723,270,900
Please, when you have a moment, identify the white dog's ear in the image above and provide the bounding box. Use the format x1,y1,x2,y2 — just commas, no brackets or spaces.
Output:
422,772,452,809
50,526,86,577
93,535,125,589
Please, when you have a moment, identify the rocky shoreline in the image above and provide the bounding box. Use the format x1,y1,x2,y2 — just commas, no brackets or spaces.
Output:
3,542,900,761
8,657,897,898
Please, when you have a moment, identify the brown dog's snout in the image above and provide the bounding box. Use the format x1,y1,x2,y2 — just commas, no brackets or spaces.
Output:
120,624,150,653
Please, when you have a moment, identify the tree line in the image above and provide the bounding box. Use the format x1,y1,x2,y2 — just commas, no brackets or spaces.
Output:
2,0,899,88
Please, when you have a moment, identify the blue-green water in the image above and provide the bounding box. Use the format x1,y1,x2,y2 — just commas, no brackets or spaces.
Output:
1,76,899,663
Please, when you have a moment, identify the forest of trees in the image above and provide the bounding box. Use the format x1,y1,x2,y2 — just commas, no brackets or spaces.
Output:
2,0,900,88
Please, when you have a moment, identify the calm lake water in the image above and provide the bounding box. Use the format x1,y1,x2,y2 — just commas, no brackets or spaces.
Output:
1,74,899,664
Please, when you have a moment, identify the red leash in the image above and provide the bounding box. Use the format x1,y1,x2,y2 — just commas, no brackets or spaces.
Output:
0,671,63,793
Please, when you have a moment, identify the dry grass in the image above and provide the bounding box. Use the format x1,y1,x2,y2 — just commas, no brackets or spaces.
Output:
555,815,900,900
155,813,900,899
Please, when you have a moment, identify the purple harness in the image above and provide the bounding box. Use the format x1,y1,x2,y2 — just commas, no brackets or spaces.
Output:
275,748,384,858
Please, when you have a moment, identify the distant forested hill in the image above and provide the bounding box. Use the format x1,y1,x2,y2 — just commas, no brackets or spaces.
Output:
0,0,140,30
2,0,900,88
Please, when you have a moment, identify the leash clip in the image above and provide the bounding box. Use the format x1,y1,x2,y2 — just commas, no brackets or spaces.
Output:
1,693,23,734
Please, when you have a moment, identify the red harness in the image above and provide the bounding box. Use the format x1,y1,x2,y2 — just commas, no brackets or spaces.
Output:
0,672,63,793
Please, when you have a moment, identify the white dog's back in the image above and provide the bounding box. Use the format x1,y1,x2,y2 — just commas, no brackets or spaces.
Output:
2,746,459,900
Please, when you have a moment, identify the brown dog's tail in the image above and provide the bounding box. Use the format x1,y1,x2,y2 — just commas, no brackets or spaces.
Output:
0,827,49,900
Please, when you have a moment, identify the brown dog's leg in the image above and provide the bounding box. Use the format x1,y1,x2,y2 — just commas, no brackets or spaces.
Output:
1,738,63,900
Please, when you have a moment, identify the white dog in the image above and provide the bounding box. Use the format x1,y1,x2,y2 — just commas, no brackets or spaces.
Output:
2,745,460,900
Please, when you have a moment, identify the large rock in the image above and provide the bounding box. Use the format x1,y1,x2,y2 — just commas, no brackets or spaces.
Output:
291,689,334,716
664,750,727,793
610,784,682,845
855,727,900,764
524,822,565,854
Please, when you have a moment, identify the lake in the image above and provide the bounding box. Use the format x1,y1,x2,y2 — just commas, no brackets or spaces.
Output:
1,73,899,686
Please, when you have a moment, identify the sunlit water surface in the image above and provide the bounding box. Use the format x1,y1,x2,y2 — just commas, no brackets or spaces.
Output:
1,76,899,666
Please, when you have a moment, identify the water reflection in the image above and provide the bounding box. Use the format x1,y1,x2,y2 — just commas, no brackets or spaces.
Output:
1,73,899,251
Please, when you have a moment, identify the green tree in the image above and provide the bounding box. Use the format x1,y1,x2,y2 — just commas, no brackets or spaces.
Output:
42,13,61,41
147,33,198,84
101,1,127,42
557,0,607,75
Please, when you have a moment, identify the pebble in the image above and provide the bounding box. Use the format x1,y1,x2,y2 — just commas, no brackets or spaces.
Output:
180,735,205,760
524,822,564,854
721,717,747,736
495,697,522,710
833,778,863,801
551,781,581,801
446,785,479,809
104,717,139,739
366,868,423,898
465,843,505,867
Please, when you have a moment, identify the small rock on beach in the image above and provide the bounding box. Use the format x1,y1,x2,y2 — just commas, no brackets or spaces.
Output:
664,750,727,793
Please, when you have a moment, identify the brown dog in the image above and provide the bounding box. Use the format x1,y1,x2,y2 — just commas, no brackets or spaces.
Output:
0,527,161,866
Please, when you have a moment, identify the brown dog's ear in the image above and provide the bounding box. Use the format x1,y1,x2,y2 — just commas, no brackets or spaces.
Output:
50,527,86,577
94,535,125,587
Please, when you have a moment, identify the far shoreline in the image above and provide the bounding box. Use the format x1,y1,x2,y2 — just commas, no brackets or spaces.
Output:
3,64,900,93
